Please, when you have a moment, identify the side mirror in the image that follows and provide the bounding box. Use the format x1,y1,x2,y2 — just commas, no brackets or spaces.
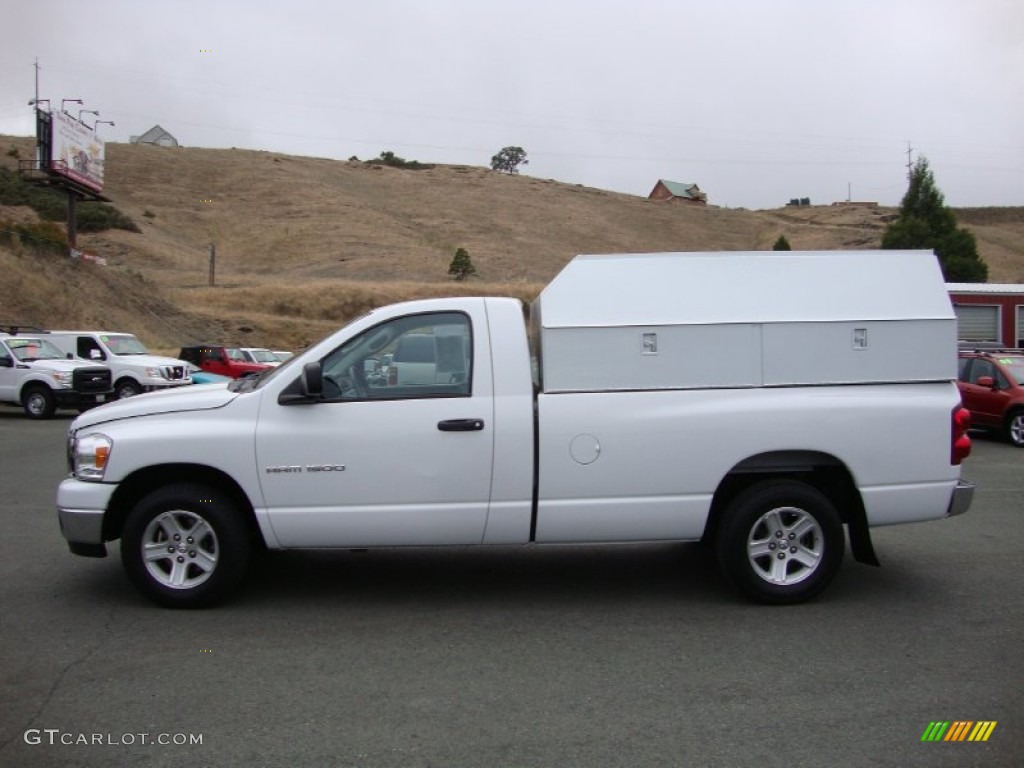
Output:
975,375,995,388
0,357,12,368
301,361,323,398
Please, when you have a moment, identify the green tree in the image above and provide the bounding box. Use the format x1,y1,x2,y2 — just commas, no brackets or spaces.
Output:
448,247,477,281
772,235,792,251
881,157,987,282
490,146,528,174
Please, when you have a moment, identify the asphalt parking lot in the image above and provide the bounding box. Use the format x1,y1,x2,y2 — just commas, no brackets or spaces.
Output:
0,411,1021,768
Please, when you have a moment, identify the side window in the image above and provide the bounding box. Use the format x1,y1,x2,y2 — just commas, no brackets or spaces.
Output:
321,312,472,401
77,337,104,361
969,359,995,384
956,356,971,382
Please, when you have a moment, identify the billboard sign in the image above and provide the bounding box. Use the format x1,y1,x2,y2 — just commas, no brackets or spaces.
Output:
51,110,105,193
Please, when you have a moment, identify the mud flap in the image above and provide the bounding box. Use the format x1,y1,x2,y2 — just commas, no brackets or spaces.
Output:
847,515,880,566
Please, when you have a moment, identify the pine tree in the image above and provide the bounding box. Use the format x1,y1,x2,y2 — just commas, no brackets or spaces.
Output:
772,235,792,251
881,157,987,282
448,247,477,281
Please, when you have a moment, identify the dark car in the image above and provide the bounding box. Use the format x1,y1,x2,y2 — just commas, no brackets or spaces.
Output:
956,350,1024,447
178,345,274,380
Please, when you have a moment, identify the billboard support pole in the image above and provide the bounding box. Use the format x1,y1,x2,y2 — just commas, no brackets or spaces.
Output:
67,190,78,250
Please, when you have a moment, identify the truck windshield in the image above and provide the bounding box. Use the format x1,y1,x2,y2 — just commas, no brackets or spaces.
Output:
8,338,67,361
102,335,149,355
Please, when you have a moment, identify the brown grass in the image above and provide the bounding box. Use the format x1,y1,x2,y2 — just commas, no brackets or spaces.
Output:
2,133,1022,351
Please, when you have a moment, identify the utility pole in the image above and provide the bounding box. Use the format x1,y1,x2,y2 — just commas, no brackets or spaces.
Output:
208,243,216,286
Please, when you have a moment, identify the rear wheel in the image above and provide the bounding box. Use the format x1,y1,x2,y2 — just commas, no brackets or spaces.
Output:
120,483,251,608
716,480,844,604
23,384,56,419
1006,410,1024,447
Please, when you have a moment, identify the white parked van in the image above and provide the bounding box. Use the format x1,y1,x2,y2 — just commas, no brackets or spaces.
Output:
47,331,191,399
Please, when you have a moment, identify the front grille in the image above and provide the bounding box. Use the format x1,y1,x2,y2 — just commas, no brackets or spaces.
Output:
164,365,187,381
73,367,112,393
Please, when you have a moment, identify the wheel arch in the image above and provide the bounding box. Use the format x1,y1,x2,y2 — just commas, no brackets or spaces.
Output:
103,464,263,546
19,378,53,401
704,450,879,566
113,375,143,394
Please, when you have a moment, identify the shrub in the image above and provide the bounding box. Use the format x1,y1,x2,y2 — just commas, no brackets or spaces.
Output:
0,218,68,255
366,150,433,171
0,168,140,232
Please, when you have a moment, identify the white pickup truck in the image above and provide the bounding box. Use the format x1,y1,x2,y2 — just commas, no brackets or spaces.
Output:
58,251,974,607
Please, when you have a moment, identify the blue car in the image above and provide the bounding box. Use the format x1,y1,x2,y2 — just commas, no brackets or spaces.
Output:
187,364,231,385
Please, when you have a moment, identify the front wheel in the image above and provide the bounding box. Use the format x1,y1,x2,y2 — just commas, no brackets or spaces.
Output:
23,384,56,419
114,379,143,399
716,480,845,604
120,483,251,608
1006,410,1024,447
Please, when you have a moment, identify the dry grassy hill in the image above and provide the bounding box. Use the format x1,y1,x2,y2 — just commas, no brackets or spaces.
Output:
2,133,1022,352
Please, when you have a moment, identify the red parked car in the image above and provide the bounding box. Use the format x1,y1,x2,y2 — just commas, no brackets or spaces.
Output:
178,345,274,380
956,350,1024,447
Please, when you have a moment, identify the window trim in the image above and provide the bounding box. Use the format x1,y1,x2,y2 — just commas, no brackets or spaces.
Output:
318,310,474,404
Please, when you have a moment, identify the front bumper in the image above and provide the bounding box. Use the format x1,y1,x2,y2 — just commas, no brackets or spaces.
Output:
57,478,117,557
53,389,114,409
141,380,192,392
946,480,975,517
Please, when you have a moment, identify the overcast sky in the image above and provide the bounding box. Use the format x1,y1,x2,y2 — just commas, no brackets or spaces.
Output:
1,0,1021,209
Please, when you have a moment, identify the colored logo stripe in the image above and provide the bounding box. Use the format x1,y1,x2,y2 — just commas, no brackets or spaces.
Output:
921,721,997,742
968,721,997,742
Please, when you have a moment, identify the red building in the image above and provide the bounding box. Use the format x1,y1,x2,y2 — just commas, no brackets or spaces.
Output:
648,179,707,205
947,283,1024,348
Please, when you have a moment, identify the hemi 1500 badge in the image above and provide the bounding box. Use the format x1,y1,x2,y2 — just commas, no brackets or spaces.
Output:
265,465,346,474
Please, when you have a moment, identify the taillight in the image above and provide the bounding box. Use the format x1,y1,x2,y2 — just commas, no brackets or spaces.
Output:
388,367,397,386
951,406,971,465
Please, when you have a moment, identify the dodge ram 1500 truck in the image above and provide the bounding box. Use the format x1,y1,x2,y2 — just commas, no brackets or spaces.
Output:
57,250,974,607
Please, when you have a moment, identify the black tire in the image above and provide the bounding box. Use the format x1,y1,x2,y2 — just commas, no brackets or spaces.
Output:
114,378,143,399
22,384,56,419
120,483,251,608
1005,409,1024,448
716,480,845,605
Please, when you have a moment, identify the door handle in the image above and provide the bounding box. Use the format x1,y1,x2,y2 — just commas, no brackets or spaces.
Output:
437,419,485,432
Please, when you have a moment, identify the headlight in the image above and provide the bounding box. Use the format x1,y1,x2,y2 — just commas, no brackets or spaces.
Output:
145,367,165,379
50,371,73,386
71,433,113,481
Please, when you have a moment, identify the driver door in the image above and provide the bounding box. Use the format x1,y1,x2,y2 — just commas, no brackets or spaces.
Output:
0,343,16,401
255,308,495,547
